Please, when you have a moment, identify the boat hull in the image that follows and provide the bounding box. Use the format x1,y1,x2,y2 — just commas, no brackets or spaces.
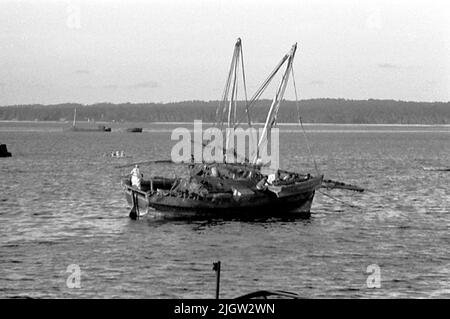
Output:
122,176,322,219
64,125,111,132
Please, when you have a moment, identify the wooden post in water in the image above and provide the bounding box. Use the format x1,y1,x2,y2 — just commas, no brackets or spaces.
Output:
212,261,221,299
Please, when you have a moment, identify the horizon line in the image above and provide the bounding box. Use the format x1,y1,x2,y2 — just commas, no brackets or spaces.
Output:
1,97,449,107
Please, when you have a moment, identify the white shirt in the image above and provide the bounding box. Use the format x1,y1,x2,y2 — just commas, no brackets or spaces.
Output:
130,167,142,187
131,167,141,177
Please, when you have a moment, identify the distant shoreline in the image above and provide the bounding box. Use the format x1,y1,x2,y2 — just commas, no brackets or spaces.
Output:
1,120,450,127
150,122,450,127
1,99,449,124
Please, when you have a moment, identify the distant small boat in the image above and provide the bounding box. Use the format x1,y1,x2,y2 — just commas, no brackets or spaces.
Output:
0,144,12,157
423,166,450,172
65,108,111,132
66,125,111,132
125,128,143,133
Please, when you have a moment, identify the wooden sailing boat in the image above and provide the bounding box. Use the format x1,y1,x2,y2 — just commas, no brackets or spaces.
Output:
121,39,323,219
65,108,111,132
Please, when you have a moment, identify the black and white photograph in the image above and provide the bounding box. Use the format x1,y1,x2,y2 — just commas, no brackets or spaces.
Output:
0,0,449,305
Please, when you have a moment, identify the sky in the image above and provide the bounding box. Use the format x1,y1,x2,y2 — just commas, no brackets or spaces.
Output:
0,0,449,105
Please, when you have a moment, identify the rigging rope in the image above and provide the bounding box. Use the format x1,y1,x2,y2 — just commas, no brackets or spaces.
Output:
232,54,289,131
291,65,320,175
216,43,238,129
256,53,294,159
240,44,251,128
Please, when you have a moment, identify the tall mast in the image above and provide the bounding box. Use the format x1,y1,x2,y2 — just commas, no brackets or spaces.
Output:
215,38,251,162
215,39,299,164
254,43,297,163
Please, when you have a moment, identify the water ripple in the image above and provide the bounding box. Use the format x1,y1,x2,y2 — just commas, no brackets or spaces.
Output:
0,128,449,298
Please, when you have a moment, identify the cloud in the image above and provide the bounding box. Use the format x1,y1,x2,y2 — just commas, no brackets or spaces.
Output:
308,80,324,85
103,84,119,89
128,81,159,89
27,83,46,88
95,81,159,89
0,83,45,88
365,10,383,30
75,69,90,75
378,63,401,69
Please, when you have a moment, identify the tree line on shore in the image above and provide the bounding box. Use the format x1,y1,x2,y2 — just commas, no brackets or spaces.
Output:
0,99,449,124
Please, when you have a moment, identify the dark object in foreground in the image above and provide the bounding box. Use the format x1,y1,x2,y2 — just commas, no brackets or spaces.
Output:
212,260,303,299
0,144,12,157
321,179,364,192
213,261,221,299
235,290,303,299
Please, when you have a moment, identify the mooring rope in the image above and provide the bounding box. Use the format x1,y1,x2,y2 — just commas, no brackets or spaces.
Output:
317,189,363,210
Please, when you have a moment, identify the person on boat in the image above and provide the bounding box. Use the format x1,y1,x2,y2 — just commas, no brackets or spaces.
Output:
130,165,143,189
267,173,276,185
211,166,220,178
188,154,195,169
267,170,280,185
256,176,268,191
